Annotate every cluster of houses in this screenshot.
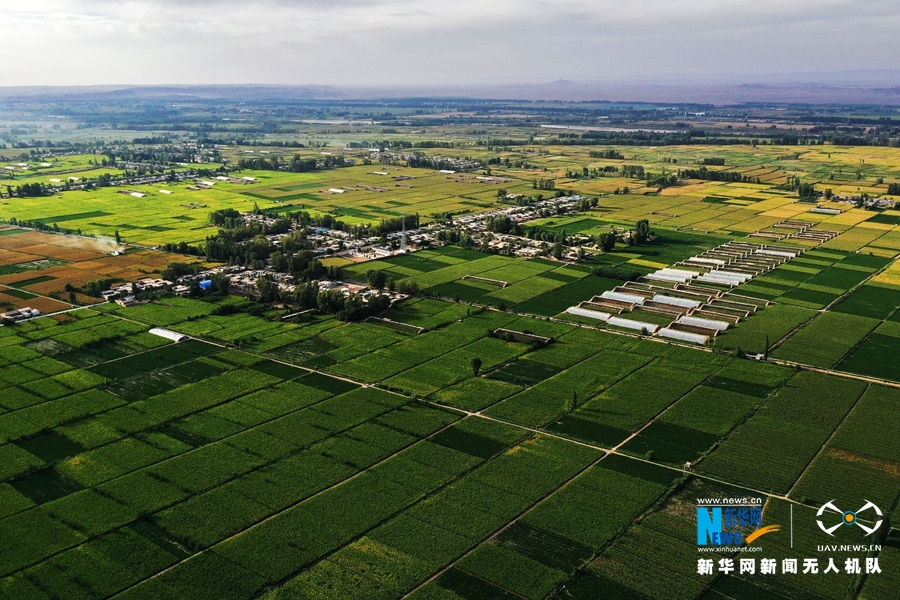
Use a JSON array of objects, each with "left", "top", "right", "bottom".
[
  {"left": 242, "top": 192, "right": 591, "bottom": 264},
  {"left": 4, "top": 163, "right": 33, "bottom": 172},
  {"left": 204, "top": 176, "right": 258, "bottom": 185},
  {"left": 440, "top": 194, "right": 590, "bottom": 259},
  {"left": 367, "top": 151, "right": 482, "bottom": 171},
  {"left": 243, "top": 212, "right": 424, "bottom": 260},
  {"left": 170, "top": 265, "right": 406, "bottom": 305},
  {"left": 0, "top": 307, "right": 41, "bottom": 322},
  {"left": 100, "top": 278, "right": 171, "bottom": 306},
  {"left": 82, "top": 187, "right": 602, "bottom": 313}
]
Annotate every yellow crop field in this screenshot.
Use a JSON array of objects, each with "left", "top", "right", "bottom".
[
  {"left": 822, "top": 228, "right": 888, "bottom": 252},
  {"left": 868, "top": 230, "right": 900, "bottom": 251}
]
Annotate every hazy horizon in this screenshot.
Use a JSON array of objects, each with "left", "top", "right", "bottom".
[
  {"left": 4, "top": 75, "right": 900, "bottom": 106},
  {"left": 6, "top": 1, "right": 900, "bottom": 88}
]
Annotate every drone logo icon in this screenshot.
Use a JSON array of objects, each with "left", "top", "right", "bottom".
[{"left": 816, "top": 500, "right": 882, "bottom": 536}]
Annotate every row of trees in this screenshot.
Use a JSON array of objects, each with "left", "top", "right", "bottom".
[
  {"left": 564, "top": 166, "right": 619, "bottom": 179},
  {"left": 405, "top": 154, "right": 465, "bottom": 171},
  {"left": 525, "top": 227, "right": 570, "bottom": 245},
  {"left": 254, "top": 277, "right": 393, "bottom": 323},
  {"left": 620, "top": 165, "right": 645, "bottom": 178},
  {"left": 348, "top": 140, "right": 455, "bottom": 150},
  {"left": 236, "top": 153, "right": 350, "bottom": 172},
  {"left": 485, "top": 215, "right": 523, "bottom": 235},
  {"left": 4, "top": 183, "right": 51, "bottom": 198},
  {"left": 1, "top": 217, "right": 82, "bottom": 235},
  {"left": 677, "top": 166, "right": 760, "bottom": 184},
  {"left": 159, "top": 208, "right": 427, "bottom": 270},
  {"left": 798, "top": 183, "right": 817, "bottom": 199},
  {"left": 588, "top": 149, "right": 624, "bottom": 159},
  {"left": 364, "top": 269, "right": 420, "bottom": 294}
]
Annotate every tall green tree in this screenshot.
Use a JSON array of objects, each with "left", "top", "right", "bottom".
[
  {"left": 598, "top": 232, "right": 616, "bottom": 252},
  {"left": 634, "top": 219, "right": 650, "bottom": 244}
]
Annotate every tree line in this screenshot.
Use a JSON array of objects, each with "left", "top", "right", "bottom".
[
  {"left": 405, "top": 154, "right": 465, "bottom": 171},
  {"left": 588, "top": 149, "right": 624, "bottom": 159},
  {"left": 4, "top": 183, "right": 50, "bottom": 198},
  {"left": 677, "top": 167, "right": 761, "bottom": 184},
  {"left": 236, "top": 154, "right": 350, "bottom": 172}
]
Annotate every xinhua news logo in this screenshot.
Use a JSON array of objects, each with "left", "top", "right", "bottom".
[
  {"left": 696, "top": 498, "right": 885, "bottom": 577},
  {"left": 816, "top": 500, "right": 883, "bottom": 537},
  {"left": 697, "top": 499, "right": 780, "bottom": 548}
]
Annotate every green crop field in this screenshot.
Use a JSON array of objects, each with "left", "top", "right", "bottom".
[
  {"left": 4, "top": 107, "right": 900, "bottom": 600},
  {"left": 1, "top": 294, "right": 896, "bottom": 600},
  {"left": 6, "top": 139, "right": 900, "bottom": 254}
]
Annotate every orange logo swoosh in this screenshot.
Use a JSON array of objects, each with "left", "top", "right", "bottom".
[{"left": 745, "top": 524, "right": 781, "bottom": 544}]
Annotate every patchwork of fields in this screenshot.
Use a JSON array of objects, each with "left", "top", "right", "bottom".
[
  {"left": 5, "top": 144, "right": 900, "bottom": 252},
  {"left": 0, "top": 294, "right": 897, "bottom": 600},
  {"left": 1, "top": 165, "right": 533, "bottom": 246},
  {"left": 0, "top": 228, "right": 181, "bottom": 309},
  {"left": 343, "top": 239, "right": 900, "bottom": 390},
  {"left": 2, "top": 141, "right": 900, "bottom": 599}
]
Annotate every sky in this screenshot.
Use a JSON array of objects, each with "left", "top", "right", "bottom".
[{"left": 4, "top": 0, "right": 900, "bottom": 87}]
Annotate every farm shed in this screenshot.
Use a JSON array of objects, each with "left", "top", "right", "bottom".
[
  {"left": 607, "top": 317, "right": 659, "bottom": 334},
  {"left": 601, "top": 291, "right": 646, "bottom": 305},
  {"left": 677, "top": 316, "right": 730, "bottom": 332},
  {"left": 1, "top": 307, "right": 41, "bottom": 322},
  {"left": 566, "top": 306, "right": 611, "bottom": 321},
  {"left": 658, "top": 328, "right": 708, "bottom": 345},
  {"left": 651, "top": 294, "right": 701, "bottom": 309},
  {"left": 149, "top": 328, "right": 189, "bottom": 343}
]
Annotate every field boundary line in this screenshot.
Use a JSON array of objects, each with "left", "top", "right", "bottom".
[
  {"left": 435, "top": 402, "right": 802, "bottom": 506},
  {"left": 1, "top": 315, "right": 466, "bottom": 580},
  {"left": 0, "top": 281, "right": 75, "bottom": 308},
  {"left": 609, "top": 366, "right": 722, "bottom": 454},
  {"left": 495, "top": 351, "right": 652, "bottom": 420},
  {"left": 402, "top": 450, "right": 614, "bottom": 600},
  {"left": 766, "top": 358, "right": 900, "bottom": 390},
  {"left": 785, "top": 382, "right": 871, "bottom": 498},
  {"left": 768, "top": 256, "right": 894, "bottom": 353},
  {"left": 108, "top": 412, "right": 474, "bottom": 599},
  {"left": 0, "top": 365, "right": 424, "bottom": 579},
  {"left": 106, "top": 307, "right": 900, "bottom": 509},
  {"left": 145, "top": 322, "right": 825, "bottom": 512},
  {"left": 0, "top": 312, "right": 194, "bottom": 423},
  {"left": 688, "top": 370, "right": 797, "bottom": 476},
  {"left": 475, "top": 343, "right": 658, "bottom": 428}
]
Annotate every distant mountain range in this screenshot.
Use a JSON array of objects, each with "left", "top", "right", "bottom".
[{"left": 2, "top": 71, "right": 900, "bottom": 105}]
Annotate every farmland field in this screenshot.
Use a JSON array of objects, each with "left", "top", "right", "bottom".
[
  {"left": 1, "top": 287, "right": 897, "bottom": 600},
  {"left": 0, "top": 228, "right": 191, "bottom": 306},
  {"left": 4, "top": 110, "right": 900, "bottom": 600}
]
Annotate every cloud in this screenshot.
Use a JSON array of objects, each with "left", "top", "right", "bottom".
[{"left": 3, "top": 0, "right": 899, "bottom": 86}]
